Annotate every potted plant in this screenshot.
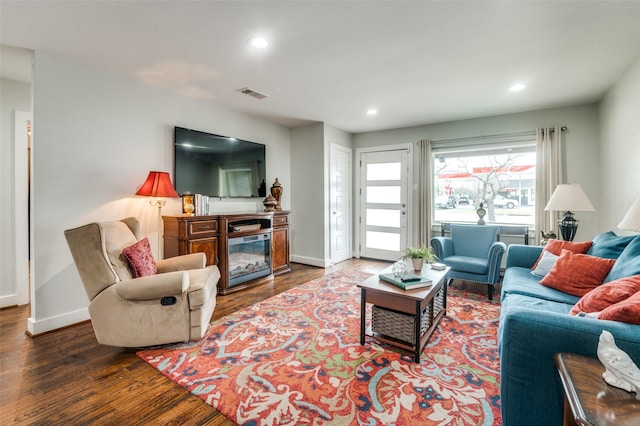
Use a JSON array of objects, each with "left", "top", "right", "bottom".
[{"left": 402, "top": 245, "right": 438, "bottom": 271}]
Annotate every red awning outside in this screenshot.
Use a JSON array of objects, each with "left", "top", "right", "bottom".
[{"left": 437, "top": 165, "right": 534, "bottom": 179}]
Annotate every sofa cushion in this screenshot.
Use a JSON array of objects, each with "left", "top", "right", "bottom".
[
  {"left": 502, "top": 267, "right": 581, "bottom": 305},
  {"left": 605, "top": 235, "right": 640, "bottom": 282},
  {"left": 122, "top": 237, "right": 157, "bottom": 278},
  {"left": 532, "top": 239, "right": 592, "bottom": 270},
  {"left": 569, "top": 275, "right": 640, "bottom": 315},
  {"left": 587, "top": 231, "right": 636, "bottom": 259},
  {"left": 501, "top": 292, "right": 573, "bottom": 316},
  {"left": 598, "top": 291, "right": 640, "bottom": 324},
  {"left": 531, "top": 250, "right": 559, "bottom": 277},
  {"left": 539, "top": 250, "right": 616, "bottom": 297}
]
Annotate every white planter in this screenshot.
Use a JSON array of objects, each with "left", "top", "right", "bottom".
[{"left": 411, "top": 258, "right": 424, "bottom": 271}]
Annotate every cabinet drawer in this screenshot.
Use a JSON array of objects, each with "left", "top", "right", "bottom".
[
  {"left": 188, "top": 237, "right": 218, "bottom": 266},
  {"left": 273, "top": 214, "right": 289, "bottom": 226},
  {"left": 189, "top": 220, "right": 218, "bottom": 236}
]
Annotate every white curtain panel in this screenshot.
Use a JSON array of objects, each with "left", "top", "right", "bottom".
[
  {"left": 535, "top": 126, "right": 564, "bottom": 244},
  {"left": 417, "top": 139, "right": 432, "bottom": 246}
]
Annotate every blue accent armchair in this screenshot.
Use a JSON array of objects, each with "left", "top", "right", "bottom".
[{"left": 430, "top": 224, "right": 506, "bottom": 300}]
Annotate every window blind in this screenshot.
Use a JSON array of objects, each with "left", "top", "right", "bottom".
[{"left": 430, "top": 131, "right": 537, "bottom": 156}]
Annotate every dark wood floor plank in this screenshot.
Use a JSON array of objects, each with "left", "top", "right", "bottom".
[{"left": 0, "top": 259, "right": 390, "bottom": 425}]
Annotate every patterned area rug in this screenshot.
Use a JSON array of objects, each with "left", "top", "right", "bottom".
[{"left": 138, "top": 271, "right": 501, "bottom": 425}]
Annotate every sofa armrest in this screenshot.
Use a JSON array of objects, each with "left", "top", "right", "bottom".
[
  {"left": 156, "top": 253, "right": 206, "bottom": 273},
  {"left": 499, "top": 306, "right": 640, "bottom": 426},
  {"left": 505, "top": 244, "right": 543, "bottom": 269},
  {"left": 114, "top": 271, "right": 189, "bottom": 300},
  {"left": 430, "top": 237, "right": 453, "bottom": 261}
]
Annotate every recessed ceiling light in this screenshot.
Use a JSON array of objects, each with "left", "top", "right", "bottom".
[
  {"left": 367, "top": 109, "right": 378, "bottom": 115},
  {"left": 249, "top": 37, "right": 269, "bottom": 49},
  {"left": 509, "top": 83, "right": 526, "bottom": 92}
]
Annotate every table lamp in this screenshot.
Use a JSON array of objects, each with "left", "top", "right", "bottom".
[
  {"left": 135, "top": 171, "right": 179, "bottom": 257},
  {"left": 544, "top": 184, "right": 595, "bottom": 241},
  {"left": 618, "top": 196, "right": 640, "bottom": 232}
]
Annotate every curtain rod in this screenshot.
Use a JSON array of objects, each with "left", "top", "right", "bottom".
[
  {"left": 424, "top": 127, "right": 568, "bottom": 145},
  {"left": 430, "top": 130, "right": 537, "bottom": 145}
]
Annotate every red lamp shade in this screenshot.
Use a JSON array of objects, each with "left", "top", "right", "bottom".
[{"left": 135, "top": 171, "right": 179, "bottom": 198}]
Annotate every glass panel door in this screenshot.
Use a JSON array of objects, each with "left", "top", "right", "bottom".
[{"left": 359, "top": 150, "right": 409, "bottom": 261}]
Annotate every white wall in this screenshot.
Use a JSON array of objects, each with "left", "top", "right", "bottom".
[
  {"left": 0, "top": 77, "right": 31, "bottom": 306},
  {"left": 289, "top": 123, "right": 354, "bottom": 265},
  {"left": 290, "top": 123, "right": 326, "bottom": 265},
  {"left": 599, "top": 56, "right": 640, "bottom": 234},
  {"left": 353, "top": 104, "right": 602, "bottom": 241},
  {"left": 29, "top": 51, "right": 290, "bottom": 334},
  {"left": 325, "top": 124, "right": 352, "bottom": 149}
]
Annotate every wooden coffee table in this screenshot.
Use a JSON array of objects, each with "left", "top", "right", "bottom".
[{"left": 358, "top": 264, "right": 450, "bottom": 362}]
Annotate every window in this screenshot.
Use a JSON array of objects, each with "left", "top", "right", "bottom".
[{"left": 431, "top": 133, "right": 536, "bottom": 226}]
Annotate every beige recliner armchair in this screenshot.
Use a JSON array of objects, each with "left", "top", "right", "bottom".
[{"left": 64, "top": 217, "right": 220, "bottom": 347}]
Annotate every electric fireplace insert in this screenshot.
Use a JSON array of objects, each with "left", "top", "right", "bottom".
[{"left": 227, "top": 232, "right": 272, "bottom": 287}]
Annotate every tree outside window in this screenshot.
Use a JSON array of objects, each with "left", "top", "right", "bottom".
[{"left": 433, "top": 151, "right": 536, "bottom": 225}]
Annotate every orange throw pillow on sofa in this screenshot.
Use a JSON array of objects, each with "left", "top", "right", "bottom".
[
  {"left": 598, "top": 291, "right": 640, "bottom": 325},
  {"left": 539, "top": 249, "right": 616, "bottom": 297},
  {"left": 569, "top": 275, "right": 640, "bottom": 315},
  {"left": 532, "top": 239, "right": 593, "bottom": 270}
]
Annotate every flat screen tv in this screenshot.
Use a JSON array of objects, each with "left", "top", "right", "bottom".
[{"left": 174, "top": 127, "right": 267, "bottom": 198}]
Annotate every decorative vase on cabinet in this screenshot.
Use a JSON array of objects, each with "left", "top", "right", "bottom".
[{"left": 270, "top": 178, "right": 283, "bottom": 211}]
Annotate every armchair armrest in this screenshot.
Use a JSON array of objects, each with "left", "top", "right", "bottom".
[
  {"left": 156, "top": 253, "right": 206, "bottom": 273},
  {"left": 505, "top": 244, "right": 543, "bottom": 269},
  {"left": 430, "top": 237, "right": 453, "bottom": 261},
  {"left": 487, "top": 241, "right": 507, "bottom": 283},
  {"left": 114, "top": 271, "right": 189, "bottom": 300}
]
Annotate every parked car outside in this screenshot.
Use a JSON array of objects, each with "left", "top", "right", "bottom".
[
  {"left": 435, "top": 195, "right": 456, "bottom": 209},
  {"left": 458, "top": 195, "right": 470, "bottom": 205},
  {"left": 493, "top": 195, "right": 520, "bottom": 209}
]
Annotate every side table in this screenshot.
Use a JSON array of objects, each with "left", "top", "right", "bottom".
[{"left": 555, "top": 352, "right": 640, "bottom": 426}]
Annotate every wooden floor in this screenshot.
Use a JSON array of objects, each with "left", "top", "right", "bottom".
[{"left": 0, "top": 258, "right": 390, "bottom": 425}]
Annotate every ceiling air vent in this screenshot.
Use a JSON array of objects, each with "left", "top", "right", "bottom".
[{"left": 237, "top": 87, "right": 269, "bottom": 99}]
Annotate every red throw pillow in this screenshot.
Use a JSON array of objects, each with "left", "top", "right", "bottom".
[
  {"left": 532, "top": 239, "right": 593, "bottom": 270},
  {"left": 569, "top": 275, "right": 640, "bottom": 315},
  {"left": 122, "top": 237, "right": 157, "bottom": 278},
  {"left": 598, "top": 291, "right": 640, "bottom": 325},
  {"left": 539, "top": 249, "right": 616, "bottom": 297}
]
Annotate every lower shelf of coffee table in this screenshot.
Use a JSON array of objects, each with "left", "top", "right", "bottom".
[
  {"left": 366, "top": 307, "right": 445, "bottom": 355},
  {"left": 364, "top": 285, "right": 445, "bottom": 359}
]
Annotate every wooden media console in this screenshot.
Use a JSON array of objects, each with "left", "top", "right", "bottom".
[{"left": 163, "top": 211, "right": 290, "bottom": 295}]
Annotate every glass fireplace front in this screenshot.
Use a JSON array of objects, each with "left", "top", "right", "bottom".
[{"left": 228, "top": 232, "right": 272, "bottom": 287}]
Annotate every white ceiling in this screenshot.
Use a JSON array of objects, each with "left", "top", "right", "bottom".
[{"left": 2, "top": 1, "right": 640, "bottom": 133}]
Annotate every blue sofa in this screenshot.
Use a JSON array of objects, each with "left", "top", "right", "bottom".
[{"left": 498, "top": 233, "right": 640, "bottom": 426}]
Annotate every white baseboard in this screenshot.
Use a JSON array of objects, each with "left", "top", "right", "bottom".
[
  {"left": 291, "top": 255, "right": 332, "bottom": 268},
  {"left": 0, "top": 293, "right": 18, "bottom": 308},
  {"left": 27, "top": 307, "right": 90, "bottom": 336}
]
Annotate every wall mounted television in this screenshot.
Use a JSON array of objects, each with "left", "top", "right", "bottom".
[{"left": 174, "top": 127, "right": 267, "bottom": 198}]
